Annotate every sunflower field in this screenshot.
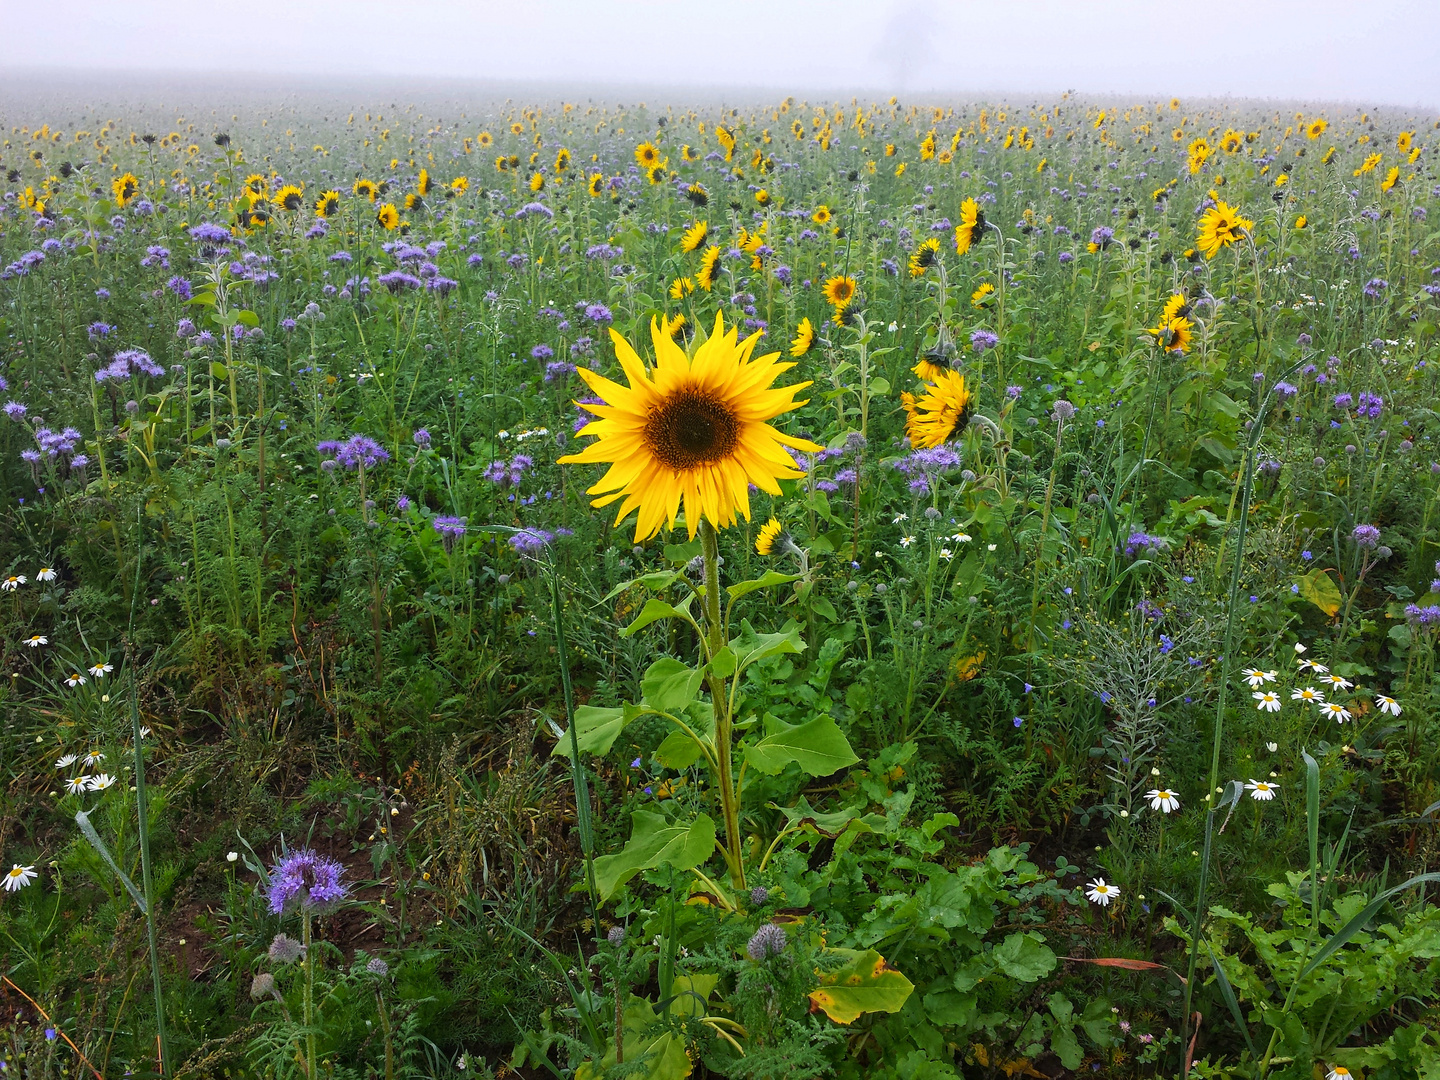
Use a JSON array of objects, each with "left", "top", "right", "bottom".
[{"left": 2, "top": 92, "right": 1440, "bottom": 1080}]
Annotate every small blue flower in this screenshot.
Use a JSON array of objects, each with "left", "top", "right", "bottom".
[
  {"left": 1291, "top": 584, "right": 1300, "bottom": 593},
  {"left": 630, "top": 758, "right": 642, "bottom": 768},
  {"left": 1301, "top": 550, "right": 1313, "bottom": 560},
  {"left": 1013, "top": 717, "right": 1024, "bottom": 728},
  {"left": 1024, "top": 682, "right": 1034, "bottom": 693},
  {"left": 1183, "top": 575, "right": 1195, "bottom": 583}
]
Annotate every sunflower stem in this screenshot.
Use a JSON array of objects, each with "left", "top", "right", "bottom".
[{"left": 700, "top": 520, "right": 745, "bottom": 888}]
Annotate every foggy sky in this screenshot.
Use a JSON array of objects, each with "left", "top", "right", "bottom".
[{"left": 4, "top": 0, "right": 1438, "bottom": 111}]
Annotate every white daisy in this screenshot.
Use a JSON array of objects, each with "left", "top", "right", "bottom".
[
  {"left": 1246, "top": 779, "right": 1278, "bottom": 801},
  {"left": 1375, "top": 695, "right": 1402, "bottom": 717},
  {"left": 1085, "top": 878, "right": 1120, "bottom": 906},
  {"left": 36, "top": 567, "right": 56, "bottom": 582},
  {"left": 1297, "top": 657, "right": 1329, "bottom": 673},
  {"left": 1326, "top": 1066, "right": 1353, "bottom": 1080},
  {"left": 1266, "top": 741, "right": 1279, "bottom": 752},
  {"left": 24, "top": 634, "right": 48, "bottom": 648},
  {"left": 82, "top": 749, "right": 105, "bottom": 768},
  {"left": 86, "top": 773, "right": 116, "bottom": 791},
  {"left": 1321, "top": 673, "right": 1353, "bottom": 690},
  {"left": 1, "top": 575, "right": 26, "bottom": 591},
  {"left": 1242, "top": 668, "right": 1277, "bottom": 688},
  {"left": 1293, "top": 642, "right": 1307, "bottom": 654},
  {"left": 939, "top": 548, "right": 954, "bottom": 560},
  {"left": 64, "top": 776, "right": 89, "bottom": 795},
  {"left": 952, "top": 532, "right": 972, "bottom": 543},
  {"left": 54, "top": 753, "right": 77, "bottom": 770},
  {"left": 892, "top": 513, "right": 908, "bottom": 524},
  {"left": 899, "top": 535, "right": 916, "bottom": 548},
  {"left": 64, "top": 672, "right": 87, "bottom": 687},
  {"left": 1321, "top": 702, "right": 1352, "bottom": 723},
  {"left": 3, "top": 864, "right": 37, "bottom": 892},
  {"left": 88, "top": 661, "right": 113, "bottom": 678},
  {"left": 1253, "top": 691, "right": 1282, "bottom": 713},
  {"left": 1290, "top": 686, "right": 1325, "bottom": 704},
  {"left": 1146, "top": 789, "right": 1180, "bottom": 813}
]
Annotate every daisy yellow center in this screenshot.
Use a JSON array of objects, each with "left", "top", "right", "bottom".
[
  {"left": 7, "top": 868, "right": 22, "bottom": 879},
  {"left": 644, "top": 392, "right": 740, "bottom": 471}
]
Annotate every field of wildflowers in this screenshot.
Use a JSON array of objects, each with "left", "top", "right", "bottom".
[{"left": 2, "top": 89, "right": 1440, "bottom": 1080}]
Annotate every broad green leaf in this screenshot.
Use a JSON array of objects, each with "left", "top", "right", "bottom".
[
  {"left": 729, "top": 618, "right": 805, "bottom": 675},
  {"left": 1047, "top": 993, "right": 1084, "bottom": 1070},
  {"left": 576, "top": 996, "right": 693, "bottom": 1080},
  {"left": 210, "top": 362, "right": 229, "bottom": 379},
  {"left": 1298, "top": 569, "right": 1341, "bottom": 617},
  {"left": 727, "top": 570, "right": 802, "bottom": 601},
  {"left": 774, "top": 797, "right": 883, "bottom": 837},
  {"left": 1299, "top": 871, "right": 1440, "bottom": 979},
  {"left": 668, "top": 973, "right": 719, "bottom": 1018},
  {"left": 992, "top": 931, "right": 1058, "bottom": 982},
  {"left": 621, "top": 595, "right": 695, "bottom": 637},
  {"left": 744, "top": 715, "right": 859, "bottom": 777},
  {"left": 708, "top": 646, "right": 737, "bottom": 679},
  {"left": 807, "top": 949, "right": 914, "bottom": 1024},
  {"left": 653, "top": 729, "right": 702, "bottom": 770},
  {"left": 548, "top": 704, "right": 634, "bottom": 759},
  {"left": 641, "top": 657, "right": 704, "bottom": 713},
  {"left": 592, "top": 811, "right": 715, "bottom": 900},
  {"left": 602, "top": 570, "right": 681, "bottom": 602},
  {"left": 235, "top": 309, "right": 260, "bottom": 328}
]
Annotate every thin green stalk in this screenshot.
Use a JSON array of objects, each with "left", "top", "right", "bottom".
[{"left": 700, "top": 520, "right": 744, "bottom": 887}]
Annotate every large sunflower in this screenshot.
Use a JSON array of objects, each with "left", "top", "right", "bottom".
[
  {"left": 822, "top": 275, "right": 856, "bottom": 309},
  {"left": 112, "top": 172, "right": 139, "bottom": 207},
  {"left": 587, "top": 172, "right": 605, "bottom": 197},
  {"left": 376, "top": 203, "right": 400, "bottom": 230},
  {"left": 680, "top": 221, "right": 708, "bottom": 253},
  {"left": 1305, "top": 117, "right": 1327, "bottom": 140},
  {"left": 1147, "top": 315, "right": 1193, "bottom": 354},
  {"left": 559, "top": 313, "right": 822, "bottom": 541},
  {"left": 901, "top": 370, "right": 973, "bottom": 449},
  {"left": 273, "top": 184, "right": 305, "bottom": 212},
  {"left": 1196, "top": 199, "right": 1253, "bottom": 259},
  {"left": 635, "top": 141, "right": 662, "bottom": 168},
  {"left": 315, "top": 190, "right": 341, "bottom": 217},
  {"left": 695, "top": 246, "right": 721, "bottom": 290},
  {"left": 954, "top": 197, "right": 986, "bottom": 254}
]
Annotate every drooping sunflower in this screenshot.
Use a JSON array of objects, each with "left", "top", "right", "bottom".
[
  {"left": 755, "top": 517, "right": 785, "bottom": 556},
  {"left": 1380, "top": 166, "right": 1400, "bottom": 193},
  {"left": 662, "top": 312, "right": 689, "bottom": 342},
  {"left": 682, "top": 145, "right": 700, "bottom": 162},
  {"left": 376, "top": 203, "right": 400, "bottom": 230},
  {"left": 404, "top": 192, "right": 425, "bottom": 212},
  {"left": 695, "top": 246, "right": 721, "bottom": 291},
  {"left": 558, "top": 313, "right": 823, "bottom": 541},
  {"left": 684, "top": 181, "right": 708, "bottom": 206},
  {"left": 111, "top": 172, "right": 139, "bottom": 207},
  {"left": 1295, "top": 214, "right": 1308, "bottom": 230},
  {"left": 822, "top": 275, "right": 856, "bottom": 310},
  {"left": 635, "top": 142, "right": 662, "bottom": 168},
  {"left": 647, "top": 164, "right": 667, "bottom": 185},
  {"left": 353, "top": 178, "right": 378, "bottom": 202},
  {"left": 908, "top": 237, "right": 942, "bottom": 277},
  {"left": 587, "top": 172, "right": 605, "bottom": 197},
  {"left": 790, "top": 317, "right": 815, "bottom": 358},
  {"left": 812, "top": 205, "right": 832, "bottom": 225},
  {"left": 1306, "top": 117, "right": 1328, "bottom": 140},
  {"left": 901, "top": 370, "right": 973, "bottom": 449},
  {"left": 273, "top": 184, "right": 305, "bottom": 212},
  {"left": 529, "top": 172, "right": 545, "bottom": 192},
  {"left": 970, "top": 281, "right": 996, "bottom": 308},
  {"left": 681, "top": 221, "right": 708, "bottom": 253},
  {"left": 315, "top": 190, "right": 341, "bottom": 217},
  {"left": 1147, "top": 315, "right": 1194, "bottom": 354},
  {"left": 1321, "top": 146, "right": 1336, "bottom": 165},
  {"left": 416, "top": 168, "right": 432, "bottom": 196},
  {"left": 244, "top": 173, "right": 268, "bottom": 199},
  {"left": 669, "top": 276, "right": 695, "bottom": 300},
  {"left": 1196, "top": 199, "right": 1253, "bottom": 259},
  {"left": 954, "top": 197, "right": 986, "bottom": 255}
]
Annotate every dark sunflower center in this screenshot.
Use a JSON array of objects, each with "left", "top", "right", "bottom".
[{"left": 644, "top": 393, "right": 740, "bottom": 471}]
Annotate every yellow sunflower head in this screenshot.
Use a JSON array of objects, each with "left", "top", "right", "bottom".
[
  {"left": 955, "top": 197, "right": 986, "bottom": 254},
  {"left": 791, "top": 317, "right": 815, "bottom": 358},
  {"left": 1149, "top": 316, "right": 1193, "bottom": 354},
  {"left": 451, "top": 176, "right": 469, "bottom": 194},
  {"left": 1306, "top": 118, "right": 1328, "bottom": 139},
  {"left": 111, "top": 172, "right": 139, "bottom": 207},
  {"left": 822, "top": 274, "right": 856, "bottom": 309},
  {"left": 404, "top": 192, "right": 424, "bottom": 211},
  {"left": 755, "top": 517, "right": 787, "bottom": 557},
  {"left": 477, "top": 131, "right": 493, "bottom": 147},
  {"left": 588, "top": 172, "right": 605, "bottom": 197},
  {"left": 1381, "top": 166, "right": 1400, "bottom": 192},
  {"left": 908, "top": 237, "right": 942, "bottom": 277},
  {"left": 1295, "top": 214, "right": 1308, "bottom": 230},
  {"left": 669, "top": 276, "right": 695, "bottom": 300},
  {"left": 244, "top": 173, "right": 268, "bottom": 198},
  {"left": 417, "top": 168, "right": 432, "bottom": 195},
  {"left": 354, "top": 178, "right": 378, "bottom": 202},
  {"left": 971, "top": 282, "right": 996, "bottom": 308},
  {"left": 315, "top": 190, "right": 341, "bottom": 217},
  {"left": 812, "top": 204, "right": 832, "bottom": 225},
  {"left": 1196, "top": 199, "right": 1253, "bottom": 259},
  {"left": 376, "top": 203, "right": 399, "bottom": 230},
  {"left": 529, "top": 172, "right": 545, "bottom": 192},
  {"left": 557, "top": 312, "right": 823, "bottom": 541},
  {"left": 755, "top": 188, "right": 770, "bottom": 205},
  {"left": 635, "top": 141, "right": 661, "bottom": 168},
  {"left": 273, "top": 184, "right": 304, "bottom": 212},
  {"left": 696, "top": 246, "right": 721, "bottom": 291},
  {"left": 685, "top": 182, "right": 709, "bottom": 207},
  {"left": 680, "top": 221, "right": 708, "bottom": 253},
  {"left": 902, "top": 370, "right": 973, "bottom": 450}
]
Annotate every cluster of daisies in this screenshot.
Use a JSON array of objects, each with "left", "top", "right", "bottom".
[
  {"left": 1245, "top": 643, "right": 1400, "bottom": 725},
  {"left": 55, "top": 747, "right": 117, "bottom": 795},
  {"left": 1, "top": 566, "right": 56, "bottom": 591}
]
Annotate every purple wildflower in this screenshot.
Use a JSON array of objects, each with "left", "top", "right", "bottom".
[{"left": 266, "top": 849, "right": 347, "bottom": 914}]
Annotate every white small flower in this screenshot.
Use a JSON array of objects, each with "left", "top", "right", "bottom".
[
  {"left": 1375, "top": 695, "right": 1402, "bottom": 716},
  {"left": 899, "top": 535, "right": 916, "bottom": 548},
  {"left": 1291, "top": 686, "right": 1324, "bottom": 704},
  {"left": 1246, "top": 779, "right": 1278, "bottom": 801},
  {"left": 1242, "top": 668, "right": 1277, "bottom": 688},
  {"left": 1321, "top": 701, "right": 1352, "bottom": 723},
  {"left": 987, "top": 543, "right": 997, "bottom": 551},
  {"left": 83, "top": 749, "right": 105, "bottom": 768},
  {"left": 1085, "top": 878, "right": 1120, "bottom": 906},
  {"left": 1326, "top": 1066, "right": 1354, "bottom": 1080},
  {"left": 1266, "top": 741, "right": 1279, "bottom": 753},
  {"left": 55, "top": 753, "right": 77, "bottom": 770},
  {"left": 1297, "top": 657, "right": 1329, "bottom": 673},
  {"left": 64, "top": 672, "right": 87, "bottom": 687},
  {"left": 227, "top": 851, "right": 239, "bottom": 863},
  {"left": 892, "top": 513, "right": 908, "bottom": 524},
  {"left": 64, "top": 776, "right": 89, "bottom": 795},
  {"left": 939, "top": 548, "right": 954, "bottom": 560},
  {"left": 88, "top": 661, "right": 113, "bottom": 678},
  {"left": 1253, "top": 691, "right": 1282, "bottom": 713},
  {"left": 3, "top": 864, "right": 37, "bottom": 892},
  {"left": 952, "top": 532, "right": 972, "bottom": 542},
  {"left": 36, "top": 567, "right": 56, "bottom": 582},
  {"left": 1146, "top": 789, "right": 1180, "bottom": 813},
  {"left": 1, "top": 575, "right": 26, "bottom": 591},
  {"left": 86, "top": 773, "right": 116, "bottom": 791},
  {"left": 1321, "top": 673, "right": 1353, "bottom": 690},
  {"left": 24, "top": 634, "right": 48, "bottom": 648},
  {"left": 1293, "top": 642, "right": 1307, "bottom": 654}
]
